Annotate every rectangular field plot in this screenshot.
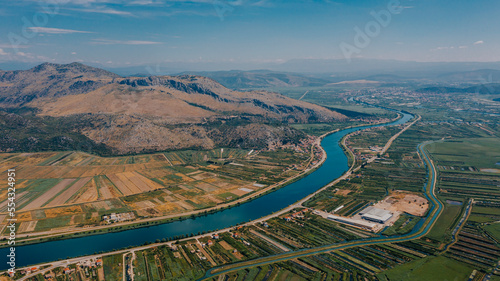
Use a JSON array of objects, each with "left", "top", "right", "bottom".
[
  {"left": 432, "top": 138, "right": 500, "bottom": 169},
  {"left": 44, "top": 206, "right": 83, "bottom": 219},
  {"left": 34, "top": 215, "right": 72, "bottom": 232},
  {"left": 37, "top": 152, "right": 72, "bottom": 166},
  {"left": 66, "top": 178, "right": 99, "bottom": 204},
  {"left": 194, "top": 182, "right": 217, "bottom": 193},
  {"left": 106, "top": 174, "right": 135, "bottom": 196},
  {"left": 230, "top": 188, "right": 254, "bottom": 196},
  {"left": 18, "top": 221, "right": 37, "bottom": 233},
  {"left": 20, "top": 179, "right": 75, "bottom": 211},
  {"left": 95, "top": 175, "right": 122, "bottom": 199},
  {"left": 45, "top": 177, "right": 91, "bottom": 208}
]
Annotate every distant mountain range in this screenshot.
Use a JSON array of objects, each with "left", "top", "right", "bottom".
[
  {"left": 3, "top": 58, "right": 500, "bottom": 76},
  {"left": 2, "top": 59, "right": 500, "bottom": 90},
  {"left": 178, "top": 70, "right": 331, "bottom": 90},
  {"left": 178, "top": 69, "right": 500, "bottom": 90},
  {"left": 0, "top": 63, "right": 345, "bottom": 155}
]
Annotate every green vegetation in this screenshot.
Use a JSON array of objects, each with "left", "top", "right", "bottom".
[
  {"left": 103, "top": 254, "right": 123, "bottom": 281},
  {"left": 430, "top": 138, "right": 500, "bottom": 169},
  {"left": 425, "top": 203, "right": 462, "bottom": 241},
  {"left": 484, "top": 223, "right": 500, "bottom": 241},
  {"left": 379, "top": 256, "right": 473, "bottom": 281},
  {"left": 0, "top": 108, "right": 114, "bottom": 155},
  {"left": 383, "top": 214, "right": 421, "bottom": 236},
  {"left": 34, "top": 215, "right": 72, "bottom": 232}
]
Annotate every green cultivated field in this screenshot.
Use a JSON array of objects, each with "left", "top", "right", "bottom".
[
  {"left": 379, "top": 256, "right": 473, "bottom": 281},
  {"left": 484, "top": 223, "right": 500, "bottom": 241},
  {"left": 425, "top": 203, "right": 462, "bottom": 241},
  {"left": 103, "top": 254, "right": 123, "bottom": 281},
  {"left": 34, "top": 215, "right": 72, "bottom": 232},
  {"left": 430, "top": 138, "right": 500, "bottom": 169}
]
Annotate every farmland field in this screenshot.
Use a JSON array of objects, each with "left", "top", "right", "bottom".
[
  {"left": 0, "top": 147, "right": 314, "bottom": 237},
  {"left": 429, "top": 138, "right": 500, "bottom": 170},
  {"left": 380, "top": 256, "right": 473, "bottom": 281}
]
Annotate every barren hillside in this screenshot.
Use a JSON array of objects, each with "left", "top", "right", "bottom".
[{"left": 0, "top": 63, "right": 347, "bottom": 154}]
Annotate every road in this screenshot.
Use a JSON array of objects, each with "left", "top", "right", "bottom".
[
  {"left": 249, "top": 230, "right": 291, "bottom": 252},
  {"left": 369, "top": 115, "right": 421, "bottom": 162},
  {"left": 198, "top": 140, "right": 443, "bottom": 280},
  {"left": 298, "top": 90, "right": 309, "bottom": 100}
]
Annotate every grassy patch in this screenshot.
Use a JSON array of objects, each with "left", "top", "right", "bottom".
[
  {"left": 34, "top": 215, "right": 72, "bottom": 232},
  {"left": 382, "top": 214, "right": 421, "bottom": 236},
  {"left": 430, "top": 138, "right": 500, "bottom": 169},
  {"left": 103, "top": 254, "right": 123, "bottom": 281},
  {"left": 425, "top": 202, "right": 462, "bottom": 241},
  {"left": 379, "top": 255, "right": 473, "bottom": 281},
  {"left": 484, "top": 223, "right": 500, "bottom": 241}
]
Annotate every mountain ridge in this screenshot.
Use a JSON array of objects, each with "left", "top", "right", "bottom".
[{"left": 0, "top": 62, "right": 346, "bottom": 154}]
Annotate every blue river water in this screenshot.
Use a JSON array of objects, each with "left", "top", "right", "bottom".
[{"left": 0, "top": 113, "right": 412, "bottom": 269}]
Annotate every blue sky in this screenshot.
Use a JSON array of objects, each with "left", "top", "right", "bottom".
[{"left": 0, "top": 0, "right": 499, "bottom": 67}]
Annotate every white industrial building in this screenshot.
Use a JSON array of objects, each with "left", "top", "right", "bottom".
[
  {"left": 358, "top": 206, "right": 393, "bottom": 224},
  {"left": 327, "top": 214, "right": 377, "bottom": 231}
]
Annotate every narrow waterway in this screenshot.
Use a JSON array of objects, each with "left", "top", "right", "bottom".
[{"left": 0, "top": 113, "right": 413, "bottom": 269}]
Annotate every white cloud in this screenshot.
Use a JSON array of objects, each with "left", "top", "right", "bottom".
[
  {"left": 474, "top": 40, "right": 484, "bottom": 45},
  {"left": 71, "top": 52, "right": 77, "bottom": 55},
  {"left": 432, "top": 45, "right": 469, "bottom": 51},
  {"left": 16, "top": 52, "right": 36, "bottom": 59},
  {"left": 128, "top": 0, "right": 155, "bottom": 4},
  {"left": 43, "top": 0, "right": 114, "bottom": 5},
  {"left": 0, "top": 44, "right": 29, "bottom": 49},
  {"left": 28, "top": 27, "right": 94, "bottom": 34},
  {"left": 0, "top": 49, "right": 8, "bottom": 56},
  {"left": 66, "top": 7, "right": 132, "bottom": 16},
  {"left": 91, "top": 39, "right": 162, "bottom": 45},
  {"left": 250, "top": 0, "right": 271, "bottom": 7}
]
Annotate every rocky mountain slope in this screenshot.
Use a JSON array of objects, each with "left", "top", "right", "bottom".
[
  {"left": 0, "top": 62, "right": 119, "bottom": 105},
  {"left": 0, "top": 63, "right": 346, "bottom": 154}
]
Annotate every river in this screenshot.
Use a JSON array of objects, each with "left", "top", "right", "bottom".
[{"left": 0, "top": 112, "right": 413, "bottom": 269}]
